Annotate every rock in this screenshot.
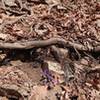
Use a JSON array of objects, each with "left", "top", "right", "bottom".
[
  {"left": 0, "top": 66, "right": 34, "bottom": 99},
  {"left": 59, "top": 48, "right": 69, "bottom": 58},
  {"left": 96, "top": 20, "right": 100, "bottom": 28},
  {"left": 0, "top": 54, "right": 6, "bottom": 61},
  {"left": 10, "top": 60, "right": 23, "bottom": 66},
  {"left": 0, "top": 33, "right": 8, "bottom": 40},
  {"left": 46, "top": 60, "right": 64, "bottom": 74},
  {"left": 80, "top": 57, "right": 89, "bottom": 65},
  {"left": 4, "top": 0, "right": 17, "bottom": 7},
  {"left": 19, "top": 89, "right": 29, "bottom": 97},
  {"left": 2, "top": 84, "right": 19, "bottom": 91},
  {"left": 85, "top": 83, "right": 92, "bottom": 87}
]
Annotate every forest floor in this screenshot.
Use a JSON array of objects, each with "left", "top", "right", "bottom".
[{"left": 0, "top": 0, "right": 100, "bottom": 100}]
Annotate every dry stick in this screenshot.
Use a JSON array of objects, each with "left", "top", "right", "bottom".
[
  {"left": 73, "top": 45, "right": 81, "bottom": 59},
  {"left": 0, "top": 38, "right": 100, "bottom": 52},
  {"left": 6, "top": 8, "right": 26, "bottom": 15},
  {"left": 87, "top": 65, "right": 100, "bottom": 73}
]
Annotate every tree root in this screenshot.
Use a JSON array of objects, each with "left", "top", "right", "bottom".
[{"left": 0, "top": 38, "right": 100, "bottom": 52}]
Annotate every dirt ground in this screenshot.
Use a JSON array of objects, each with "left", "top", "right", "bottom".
[
  {"left": 0, "top": 0, "right": 100, "bottom": 100},
  {"left": 0, "top": 59, "right": 63, "bottom": 100}
]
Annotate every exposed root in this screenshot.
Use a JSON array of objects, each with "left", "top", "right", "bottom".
[{"left": 0, "top": 38, "right": 100, "bottom": 52}]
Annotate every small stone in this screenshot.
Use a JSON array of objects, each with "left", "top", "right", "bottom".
[
  {"left": 10, "top": 60, "right": 23, "bottom": 66},
  {"left": 2, "top": 84, "right": 19, "bottom": 90},
  {"left": 85, "top": 83, "right": 92, "bottom": 87},
  {"left": 19, "top": 89, "right": 29, "bottom": 96},
  {"left": 46, "top": 60, "right": 64, "bottom": 74},
  {"left": 24, "top": 82, "right": 29, "bottom": 87},
  {"left": 0, "top": 54, "right": 6, "bottom": 61},
  {"left": 96, "top": 20, "right": 100, "bottom": 27},
  {"left": 80, "top": 57, "right": 89, "bottom": 65},
  {"left": 4, "top": 0, "right": 17, "bottom": 6}
]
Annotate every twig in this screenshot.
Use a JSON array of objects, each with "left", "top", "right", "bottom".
[
  {"left": 6, "top": 8, "right": 26, "bottom": 15},
  {"left": 73, "top": 45, "right": 81, "bottom": 59},
  {"left": 87, "top": 65, "right": 100, "bottom": 73}
]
